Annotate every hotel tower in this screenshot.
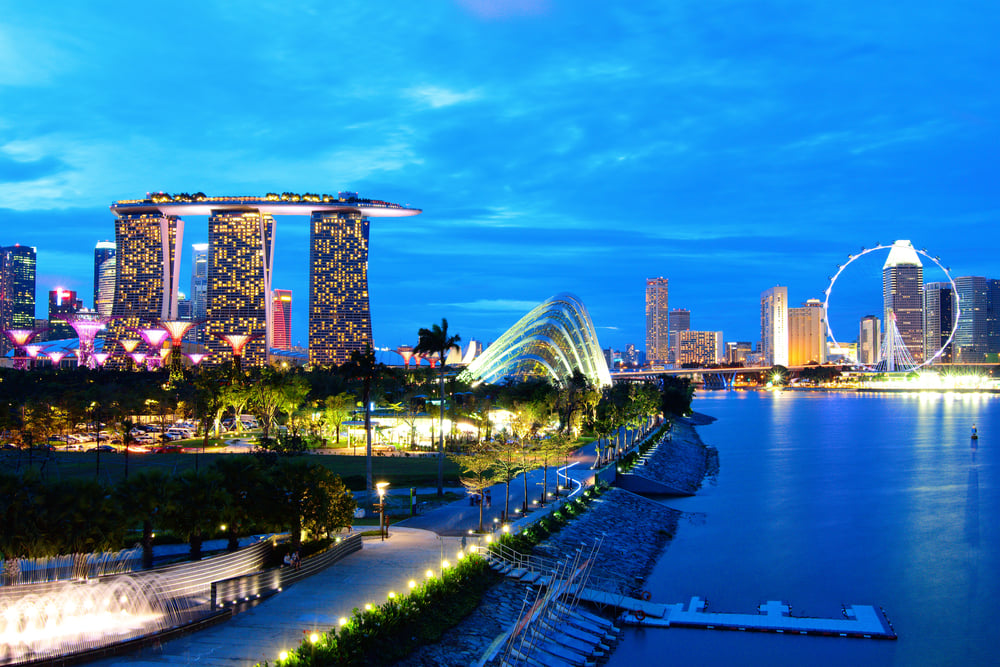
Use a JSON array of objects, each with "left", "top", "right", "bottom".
[{"left": 882, "top": 240, "right": 924, "bottom": 364}]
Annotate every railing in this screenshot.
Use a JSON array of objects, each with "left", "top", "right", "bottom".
[
  {"left": 211, "top": 533, "right": 362, "bottom": 610},
  {"left": 479, "top": 541, "right": 632, "bottom": 597}
]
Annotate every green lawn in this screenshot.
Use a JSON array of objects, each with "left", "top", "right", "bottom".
[{"left": 4, "top": 449, "right": 461, "bottom": 490}]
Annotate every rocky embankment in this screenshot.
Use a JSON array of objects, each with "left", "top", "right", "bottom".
[{"left": 634, "top": 414, "right": 718, "bottom": 495}]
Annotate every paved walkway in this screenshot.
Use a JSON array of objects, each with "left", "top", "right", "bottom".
[{"left": 90, "top": 529, "right": 468, "bottom": 667}]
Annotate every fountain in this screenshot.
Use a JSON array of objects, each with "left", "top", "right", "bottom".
[{"left": 0, "top": 573, "right": 186, "bottom": 665}]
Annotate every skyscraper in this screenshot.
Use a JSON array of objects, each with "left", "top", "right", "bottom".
[
  {"left": 107, "top": 212, "right": 184, "bottom": 345},
  {"left": 987, "top": 279, "right": 1000, "bottom": 358},
  {"left": 953, "top": 276, "right": 987, "bottom": 362},
  {"left": 309, "top": 211, "right": 372, "bottom": 366},
  {"left": 668, "top": 308, "right": 690, "bottom": 364},
  {"left": 272, "top": 289, "right": 292, "bottom": 350},
  {"left": 677, "top": 330, "right": 724, "bottom": 366},
  {"left": 93, "top": 241, "right": 115, "bottom": 315},
  {"left": 882, "top": 240, "right": 924, "bottom": 364},
  {"left": 0, "top": 244, "right": 37, "bottom": 354},
  {"left": 190, "top": 243, "right": 208, "bottom": 341},
  {"left": 923, "top": 282, "right": 954, "bottom": 363},
  {"left": 205, "top": 211, "right": 274, "bottom": 367},
  {"left": 788, "top": 299, "right": 826, "bottom": 366},
  {"left": 760, "top": 286, "right": 788, "bottom": 366},
  {"left": 48, "top": 288, "right": 83, "bottom": 340},
  {"left": 644, "top": 278, "right": 669, "bottom": 366},
  {"left": 859, "top": 315, "right": 882, "bottom": 365}
]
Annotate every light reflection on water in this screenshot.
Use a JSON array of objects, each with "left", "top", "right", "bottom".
[{"left": 606, "top": 390, "right": 998, "bottom": 667}]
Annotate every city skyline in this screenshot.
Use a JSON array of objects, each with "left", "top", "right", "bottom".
[{"left": 2, "top": 2, "right": 998, "bottom": 350}]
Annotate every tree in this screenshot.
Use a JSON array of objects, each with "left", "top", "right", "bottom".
[
  {"left": 414, "top": 318, "right": 461, "bottom": 497},
  {"left": 269, "top": 459, "right": 355, "bottom": 549},
  {"left": 491, "top": 433, "right": 522, "bottom": 522},
  {"left": 213, "top": 457, "right": 268, "bottom": 551},
  {"left": 342, "top": 347, "right": 384, "bottom": 503},
  {"left": 324, "top": 392, "right": 354, "bottom": 447},
  {"left": 163, "top": 469, "right": 226, "bottom": 561},
  {"left": 117, "top": 469, "right": 169, "bottom": 568},
  {"left": 449, "top": 442, "right": 496, "bottom": 532}
]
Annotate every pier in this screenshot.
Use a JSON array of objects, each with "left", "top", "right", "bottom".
[{"left": 618, "top": 596, "right": 897, "bottom": 640}]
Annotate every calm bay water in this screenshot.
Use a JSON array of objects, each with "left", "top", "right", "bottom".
[{"left": 606, "top": 390, "right": 999, "bottom": 666}]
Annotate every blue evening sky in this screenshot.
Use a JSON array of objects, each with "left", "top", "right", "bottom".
[{"left": 1, "top": 1, "right": 997, "bottom": 354}]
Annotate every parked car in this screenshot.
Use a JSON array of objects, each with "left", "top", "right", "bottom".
[
  {"left": 152, "top": 445, "right": 182, "bottom": 454},
  {"left": 86, "top": 445, "right": 116, "bottom": 453}
]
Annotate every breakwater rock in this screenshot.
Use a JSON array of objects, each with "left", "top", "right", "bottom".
[
  {"left": 534, "top": 488, "right": 681, "bottom": 583},
  {"left": 632, "top": 417, "right": 717, "bottom": 495}
]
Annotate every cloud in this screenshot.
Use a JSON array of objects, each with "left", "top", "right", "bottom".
[
  {"left": 434, "top": 299, "right": 540, "bottom": 312},
  {"left": 405, "top": 86, "right": 483, "bottom": 109}
]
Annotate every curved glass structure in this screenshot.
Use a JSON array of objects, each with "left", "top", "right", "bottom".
[{"left": 460, "top": 293, "right": 612, "bottom": 388}]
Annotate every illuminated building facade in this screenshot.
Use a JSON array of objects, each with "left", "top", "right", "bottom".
[
  {"left": 272, "top": 289, "right": 292, "bottom": 350},
  {"left": 760, "top": 286, "right": 788, "bottom": 366},
  {"left": 677, "top": 330, "right": 724, "bottom": 366},
  {"left": 923, "top": 282, "right": 954, "bottom": 363},
  {"left": 988, "top": 279, "right": 1000, "bottom": 357},
  {"left": 668, "top": 307, "right": 690, "bottom": 364},
  {"left": 205, "top": 211, "right": 274, "bottom": 367},
  {"left": 0, "top": 244, "right": 37, "bottom": 355},
  {"left": 190, "top": 243, "right": 208, "bottom": 341},
  {"left": 107, "top": 213, "right": 184, "bottom": 348},
  {"left": 725, "top": 341, "right": 753, "bottom": 365},
  {"left": 644, "top": 277, "right": 669, "bottom": 366},
  {"left": 459, "top": 293, "right": 612, "bottom": 388},
  {"left": 859, "top": 315, "right": 882, "bottom": 366},
  {"left": 882, "top": 240, "right": 924, "bottom": 363},
  {"left": 953, "top": 276, "right": 987, "bottom": 362},
  {"left": 309, "top": 211, "right": 372, "bottom": 366},
  {"left": 93, "top": 241, "right": 116, "bottom": 316},
  {"left": 48, "top": 288, "right": 83, "bottom": 340},
  {"left": 788, "top": 299, "right": 827, "bottom": 366}
]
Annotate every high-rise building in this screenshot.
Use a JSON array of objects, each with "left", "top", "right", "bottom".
[
  {"left": 760, "top": 286, "right": 788, "bottom": 366},
  {"left": 205, "top": 211, "right": 274, "bottom": 367},
  {"left": 859, "top": 315, "right": 882, "bottom": 365},
  {"left": 177, "top": 291, "right": 193, "bottom": 320},
  {"left": 788, "top": 299, "right": 826, "bottom": 366},
  {"left": 678, "top": 330, "right": 724, "bottom": 366},
  {"left": 190, "top": 243, "right": 208, "bottom": 341},
  {"left": 667, "top": 308, "right": 690, "bottom": 364},
  {"left": 0, "top": 244, "right": 37, "bottom": 355},
  {"left": 48, "top": 288, "right": 83, "bottom": 340},
  {"left": 272, "top": 289, "right": 292, "bottom": 350},
  {"left": 309, "top": 211, "right": 372, "bottom": 366},
  {"left": 725, "top": 341, "right": 753, "bottom": 365},
  {"left": 953, "top": 276, "right": 988, "bottom": 362},
  {"left": 923, "top": 282, "right": 954, "bottom": 363},
  {"left": 106, "top": 213, "right": 184, "bottom": 346},
  {"left": 882, "top": 240, "right": 924, "bottom": 364},
  {"left": 93, "top": 241, "right": 116, "bottom": 315},
  {"left": 987, "top": 279, "right": 1000, "bottom": 358},
  {"left": 624, "top": 343, "right": 639, "bottom": 368},
  {"left": 644, "top": 278, "right": 669, "bottom": 366}
]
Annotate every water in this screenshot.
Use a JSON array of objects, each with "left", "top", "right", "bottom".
[{"left": 607, "top": 390, "right": 999, "bottom": 666}]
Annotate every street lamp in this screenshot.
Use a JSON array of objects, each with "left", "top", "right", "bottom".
[{"left": 375, "top": 482, "right": 389, "bottom": 541}]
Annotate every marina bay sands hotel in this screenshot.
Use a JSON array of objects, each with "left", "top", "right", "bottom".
[{"left": 108, "top": 192, "right": 421, "bottom": 367}]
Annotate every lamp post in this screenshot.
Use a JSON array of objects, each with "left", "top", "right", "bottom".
[{"left": 375, "top": 482, "right": 389, "bottom": 541}]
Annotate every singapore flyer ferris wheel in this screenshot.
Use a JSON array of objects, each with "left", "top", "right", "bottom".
[{"left": 822, "top": 241, "right": 960, "bottom": 372}]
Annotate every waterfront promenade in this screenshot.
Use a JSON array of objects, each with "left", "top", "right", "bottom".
[{"left": 89, "top": 528, "right": 466, "bottom": 667}]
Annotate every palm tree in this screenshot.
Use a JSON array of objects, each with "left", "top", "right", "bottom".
[
  {"left": 342, "top": 346, "right": 383, "bottom": 503},
  {"left": 414, "top": 318, "right": 461, "bottom": 497}
]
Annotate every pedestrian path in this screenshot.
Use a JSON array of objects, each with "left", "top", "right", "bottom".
[{"left": 89, "top": 528, "right": 467, "bottom": 667}]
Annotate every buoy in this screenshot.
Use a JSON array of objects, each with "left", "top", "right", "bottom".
[
  {"left": 634, "top": 609, "right": 646, "bottom": 621},
  {"left": 639, "top": 590, "right": 651, "bottom": 601}
]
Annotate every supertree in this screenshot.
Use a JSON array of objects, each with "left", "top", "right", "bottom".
[
  {"left": 160, "top": 320, "right": 196, "bottom": 381},
  {"left": 67, "top": 315, "right": 110, "bottom": 370},
  {"left": 138, "top": 328, "right": 169, "bottom": 370},
  {"left": 213, "top": 333, "right": 261, "bottom": 378},
  {"left": 5, "top": 328, "right": 41, "bottom": 370}
]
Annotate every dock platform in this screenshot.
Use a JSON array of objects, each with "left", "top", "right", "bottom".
[{"left": 619, "top": 597, "right": 896, "bottom": 640}]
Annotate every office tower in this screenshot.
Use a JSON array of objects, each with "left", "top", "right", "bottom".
[
  {"left": 882, "top": 240, "right": 924, "bottom": 364},
  {"left": 644, "top": 278, "right": 669, "bottom": 365},
  {"left": 726, "top": 341, "right": 753, "bottom": 365},
  {"left": 859, "top": 315, "right": 882, "bottom": 365},
  {"left": 48, "top": 288, "right": 83, "bottom": 340},
  {"left": 93, "top": 241, "right": 116, "bottom": 316},
  {"left": 987, "top": 279, "right": 1000, "bottom": 357},
  {"left": 177, "top": 292, "right": 193, "bottom": 320},
  {"left": 309, "top": 211, "right": 372, "bottom": 366},
  {"left": 760, "top": 286, "right": 788, "bottom": 366},
  {"left": 272, "top": 289, "right": 292, "bottom": 350},
  {"left": 107, "top": 213, "right": 184, "bottom": 347},
  {"left": 0, "top": 244, "right": 37, "bottom": 355},
  {"left": 190, "top": 243, "right": 208, "bottom": 341},
  {"left": 922, "top": 282, "right": 954, "bottom": 363},
  {"left": 788, "top": 299, "right": 827, "bottom": 366},
  {"left": 205, "top": 211, "right": 274, "bottom": 367},
  {"left": 624, "top": 343, "right": 638, "bottom": 367},
  {"left": 678, "top": 330, "right": 724, "bottom": 366},
  {"left": 953, "top": 276, "right": 988, "bottom": 362},
  {"left": 668, "top": 308, "right": 690, "bottom": 364}
]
